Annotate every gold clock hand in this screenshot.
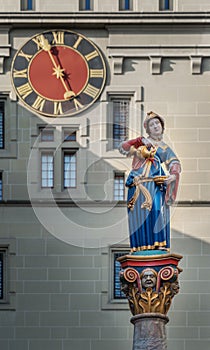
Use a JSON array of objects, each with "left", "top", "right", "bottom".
[{"left": 40, "top": 38, "right": 75, "bottom": 100}]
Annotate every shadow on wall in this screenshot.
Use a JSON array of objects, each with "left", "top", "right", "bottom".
[
  {"left": 201, "top": 58, "right": 210, "bottom": 73},
  {"left": 167, "top": 229, "right": 210, "bottom": 349}
]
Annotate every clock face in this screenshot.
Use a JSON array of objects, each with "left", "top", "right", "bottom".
[{"left": 11, "top": 30, "right": 106, "bottom": 117}]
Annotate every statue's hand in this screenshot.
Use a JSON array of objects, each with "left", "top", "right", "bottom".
[
  {"left": 142, "top": 137, "right": 152, "bottom": 149},
  {"left": 164, "top": 174, "right": 176, "bottom": 185}
]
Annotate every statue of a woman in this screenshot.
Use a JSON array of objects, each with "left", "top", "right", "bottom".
[{"left": 119, "top": 111, "right": 181, "bottom": 253}]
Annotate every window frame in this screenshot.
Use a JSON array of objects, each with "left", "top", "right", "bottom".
[
  {"left": 79, "top": 0, "right": 93, "bottom": 11},
  {"left": 113, "top": 250, "right": 128, "bottom": 300},
  {"left": 112, "top": 98, "right": 130, "bottom": 150},
  {"left": 0, "top": 251, "right": 4, "bottom": 301},
  {"left": 39, "top": 126, "right": 54, "bottom": 142},
  {"left": 114, "top": 172, "right": 125, "bottom": 201},
  {"left": 0, "top": 248, "right": 8, "bottom": 304},
  {"left": 0, "top": 172, "right": 3, "bottom": 201},
  {"left": 20, "top": 0, "right": 34, "bottom": 10},
  {"left": 0, "top": 101, "right": 5, "bottom": 150},
  {"left": 101, "top": 246, "right": 130, "bottom": 310},
  {"left": 159, "top": 0, "right": 173, "bottom": 11},
  {"left": 63, "top": 129, "right": 77, "bottom": 142},
  {"left": 0, "top": 96, "right": 17, "bottom": 159},
  {"left": 106, "top": 90, "right": 139, "bottom": 152},
  {"left": 0, "top": 239, "right": 16, "bottom": 310},
  {"left": 41, "top": 151, "right": 54, "bottom": 189},
  {"left": 119, "top": 0, "right": 132, "bottom": 11},
  {"left": 63, "top": 150, "right": 77, "bottom": 189}
]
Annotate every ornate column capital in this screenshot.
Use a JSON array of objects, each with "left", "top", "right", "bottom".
[{"left": 118, "top": 252, "right": 183, "bottom": 316}]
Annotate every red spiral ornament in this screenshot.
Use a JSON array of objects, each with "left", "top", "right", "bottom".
[
  {"left": 123, "top": 268, "right": 139, "bottom": 283},
  {"left": 159, "top": 266, "right": 174, "bottom": 281}
]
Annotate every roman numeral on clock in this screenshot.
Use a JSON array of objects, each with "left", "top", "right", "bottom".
[
  {"left": 83, "top": 84, "right": 99, "bottom": 98},
  {"left": 17, "top": 83, "right": 33, "bottom": 99},
  {"left": 90, "top": 69, "right": 104, "bottom": 78},
  {"left": 73, "top": 36, "right": 83, "bottom": 49},
  {"left": 52, "top": 31, "right": 64, "bottom": 45},
  {"left": 73, "top": 99, "right": 84, "bottom": 111},
  {"left": 13, "top": 69, "right": 28, "bottom": 78},
  {"left": 85, "top": 50, "right": 99, "bottom": 61},
  {"left": 32, "top": 34, "right": 46, "bottom": 50},
  {"left": 32, "top": 96, "right": 46, "bottom": 112},
  {"left": 54, "top": 102, "right": 63, "bottom": 115},
  {"left": 18, "top": 50, "right": 32, "bottom": 62}
]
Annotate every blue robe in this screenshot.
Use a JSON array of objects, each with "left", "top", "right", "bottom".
[{"left": 126, "top": 144, "right": 179, "bottom": 251}]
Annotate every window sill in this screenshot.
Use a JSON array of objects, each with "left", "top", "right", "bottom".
[
  {"left": 0, "top": 298, "right": 16, "bottom": 311},
  {"left": 101, "top": 292, "right": 128, "bottom": 310}
]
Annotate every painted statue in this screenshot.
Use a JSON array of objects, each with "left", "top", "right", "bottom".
[{"left": 119, "top": 111, "right": 181, "bottom": 252}]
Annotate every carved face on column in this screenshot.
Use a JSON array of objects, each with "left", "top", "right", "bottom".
[{"left": 141, "top": 268, "right": 157, "bottom": 289}]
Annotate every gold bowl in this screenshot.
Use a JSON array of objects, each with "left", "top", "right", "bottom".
[{"left": 153, "top": 176, "right": 168, "bottom": 185}]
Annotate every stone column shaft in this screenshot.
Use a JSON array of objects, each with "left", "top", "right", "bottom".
[{"left": 131, "top": 313, "right": 169, "bottom": 350}]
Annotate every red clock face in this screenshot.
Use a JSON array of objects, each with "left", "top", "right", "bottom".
[
  {"left": 29, "top": 46, "right": 89, "bottom": 101},
  {"left": 11, "top": 30, "right": 106, "bottom": 117}
]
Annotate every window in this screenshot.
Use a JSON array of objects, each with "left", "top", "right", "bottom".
[
  {"left": 0, "top": 102, "right": 4, "bottom": 149},
  {"left": 63, "top": 130, "right": 77, "bottom": 142},
  {"left": 101, "top": 247, "right": 130, "bottom": 310},
  {"left": 79, "top": 0, "right": 93, "bottom": 10},
  {"left": 113, "top": 251, "right": 128, "bottom": 299},
  {"left": 113, "top": 99, "right": 129, "bottom": 149},
  {"left": 41, "top": 152, "right": 54, "bottom": 188},
  {"left": 0, "top": 239, "right": 16, "bottom": 310},
  {"left": 0, "top": 252, "right": 3, "bottom": 300},
  {"left": 0, "top": 173, "right": 2, "bottom": 201},
  {"left": 159, "top": 0, "right": 173, "bottom": 11},
  {"left": 21, "top": 0, "right": 34, "bottom": 10},
  {"left": 39, "top": 127, "right": 54, "bottom": 142},
  {"left": 119, "top": 0, "right": 132, "bottom": 10},
  {"left": 114, "top": 173, "right": 125, "bottom": 201},
  {"left": 0, "top": 97, "right": 17, "bottom": 159},
  {"left": 63, "top": 152, "right": 77, "bottom": 188}
]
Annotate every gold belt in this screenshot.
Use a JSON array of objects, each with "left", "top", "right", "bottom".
[{"left": 128, "top": 177, "right": 153, "bottom": 211}]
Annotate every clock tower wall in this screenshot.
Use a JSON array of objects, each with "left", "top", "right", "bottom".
[{"left": 0, "top": 6, "right": 210, "bottom": 350}]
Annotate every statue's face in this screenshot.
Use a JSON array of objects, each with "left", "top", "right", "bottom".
[
  {"left": 148, "top": 117, "right": 163, "bottom": 138},
  {"left": 141, "top": 270, "right": 157, "bottom": 289}
]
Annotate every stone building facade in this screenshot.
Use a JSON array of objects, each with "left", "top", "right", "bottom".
[{"left": 0, "top": 1, "right": 210, "bottom": 349}]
